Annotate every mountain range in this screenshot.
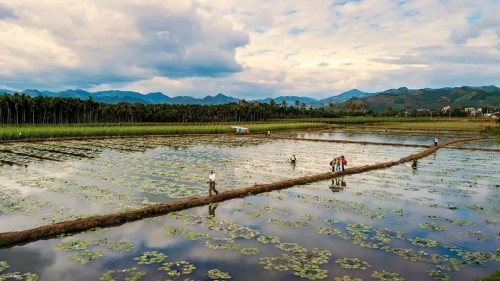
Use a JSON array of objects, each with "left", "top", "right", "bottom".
[{"left": 1, "top": 86, "right": 498, "bottom": 110}]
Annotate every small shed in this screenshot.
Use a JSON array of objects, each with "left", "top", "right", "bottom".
[{"left": 231, "top": 126, "right": 249, "bottom": 134}]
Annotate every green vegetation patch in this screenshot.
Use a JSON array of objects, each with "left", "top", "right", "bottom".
[
  {"left": 134, "top": 251, "right": 167, "bottom": 265},
  {"left": 334, "top": 276, "right": 362, "bottom": 281},
  {"left": 205, "top": 237, "right": 240, "bottom": 251},
  {"left": 99, "top": 267, "right": 146, "bottom": 281},
  {"left": 207, "top": 269, "right": 231, "bottom": 280},
  {"left": 0, "top": 272, "right": 39, "bottom": 281},
  {"left": 371, "top": 270, "right": 406, "bottom": 281},
  {"left": 0, "top": 261, "right": 9, "bottom": 272},
  {"left": 408, "top": 237, "right": 439, "bottom": 247},
  {"left": 240, "top": 248, "right": 260, "bottom": 255},
  {"left": 335, "top": 258, "right": 371, "bottom": 270},
  {"left": 165, "top": 227, "right": 209, "bottom": 241},
  {"left": 419, "top": 223, "right": 446, "bottom": 232},
  {"left": 159, "top": 261, "right": 196, "bottom": 278},
  {"left": 427, "top": 270, "right": 452, "bottom": 281},
  {"left": 257, "top": 235, "right": 281, "bottom": 244}
]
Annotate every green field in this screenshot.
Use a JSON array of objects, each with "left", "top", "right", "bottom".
[
  {"left": 1, "top": 117, "right": 498, "bottom": 141},
  {"left": 0, "top": 122, "right": 327, "bottom": 140}
]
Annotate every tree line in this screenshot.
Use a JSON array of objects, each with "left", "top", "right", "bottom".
[{"left": 0, "top": 93, "right": 332, "bottom": 124}]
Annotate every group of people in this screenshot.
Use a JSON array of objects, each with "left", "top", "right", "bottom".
[
  {"left": 330, "top": 155, "right": 347, "bottom": 172},
  {"left": 206, "top": 135, "right": 440, "bottom": 196}
]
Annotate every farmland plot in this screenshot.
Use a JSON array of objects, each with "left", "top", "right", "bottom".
[{"left": 0, "top": 134, "right": 498, "bottom": 280}]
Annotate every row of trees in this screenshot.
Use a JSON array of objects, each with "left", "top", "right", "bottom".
[{"left": 0, "top": 94, "right": 331, "bottom": 124}]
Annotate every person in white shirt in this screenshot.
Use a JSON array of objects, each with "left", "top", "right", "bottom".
[
  {"left": 433, "top": 137, "right": 438, "bottom": 147},
  {"left": 208, "top": 170, "right": 218, "bottom": 196}
]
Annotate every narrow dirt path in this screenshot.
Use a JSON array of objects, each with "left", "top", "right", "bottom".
[{"left": 0, "top": 137, "right": 483, "bottom": 248}]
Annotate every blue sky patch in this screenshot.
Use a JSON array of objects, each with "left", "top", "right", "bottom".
[
  {"left": 467, "top": 12, "right": 481, "bottom": 23},
  {"left": 289, "top": 27, "right": 306, "bottom": 35}
]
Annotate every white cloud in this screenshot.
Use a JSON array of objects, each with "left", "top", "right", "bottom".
[{"left": 0, "top": 0, "right": 498, "bottom": 98}]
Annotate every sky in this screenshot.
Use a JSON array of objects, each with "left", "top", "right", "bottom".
[{"left": 0, "top": 0, "right": 499, "bottom": 99}]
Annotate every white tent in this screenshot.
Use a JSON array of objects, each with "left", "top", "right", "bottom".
[{"left": 230, "top": 126, "right": 249, "bottom": 134}]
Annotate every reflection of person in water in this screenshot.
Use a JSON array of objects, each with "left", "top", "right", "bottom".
[
  {"left": 329, "top": 177, "right": 346, "bottom": 192},
  {"left": 208, "top": 204, "right": 217, "bottom": 217},
  {"left": 290, "top": 161, "right": 296, "bottom": 171}
]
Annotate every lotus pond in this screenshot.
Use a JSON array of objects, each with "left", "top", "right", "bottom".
[{"left": 0, "top": 133, "right": 498, "bottom": 281}]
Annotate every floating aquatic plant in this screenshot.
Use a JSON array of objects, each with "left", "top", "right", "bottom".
[
  {"left": 257, "top": 235, "right": 281, "bottom": 244},
  {"left": 408, "top": 237, "right": 438, "bottom": 247},
  {"left": 314, "top": 226, "right": 341, "bottom": 236},
  {"left": 461, "top": 231, "right": 493, "bottom": 240},
  {"left": 205, "top": 237, "right": 240, "bottom": 250},
  {"left": 276, "top": 242, "right": 306, "bottom": 253},
  {"left": 453, "top": 250, "right": 494, "bottom": 266},
  {"left": 419, "top": 223, "right": 445, "bottom": 232},
  {"left": 292, "top": 264, "right": 328, "bottom": 280},
  {"left": 207, "top": 269, "right": 231, "bottom": 280},
  {"left": 103, "top": 241, "right": 134, "bottom": 252},
  {"left": 240, "top": 248, "right": 259, "bottom": 255},
  {"left": 371, "top": 270, "right": 405, "bottom": 281},
  {"left": 0, "top": 272, "right": 39, "bottom": 281},
  {"left": 299, "top": 214, "right": 319, "bottom": 221},
  {"left": 259, "top": 254, "right": 297, "bottom": 271},
  {"left": 267, "top": 218, "right": 310, "bottom": 229},
  {"left": 333, "top": 275, "right": 362, "bottom": 281},
  {"left": 134, "top": 251, "right": 167, "bottom": 265},
  {"left": 0, "top": 261, "right": 9, "bottom": 272},
  {"left": 69, "top": 249, "right": 103, "bottom": 264},
  {"left": 99, "top": 267, "right": 146, "bottom": 281},
  {"left": 335, "top": 258, "right": 371, "bottom": 270},
  {"left": 323, "top": 218, "right": 340, "bottom": 225},
  {"left": 296, "top": 248, "right": 332, "bottom": 265},
  {"left": 427, "top": 269, "right": 451, "bottom": 281},
  {"left": 165, "top": 227, "right": 209, "bottom": 241},
  {"left": 159, "top": 261, "right": 196, "bottom": 277}
]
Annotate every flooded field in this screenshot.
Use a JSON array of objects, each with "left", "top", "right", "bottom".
[{"left": 0, "top": 132, "right": 498, "bottom": 280}]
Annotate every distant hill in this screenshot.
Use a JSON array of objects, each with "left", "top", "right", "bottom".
[
  {"left": 0, "top": 89, "right": 16, "bottom": 94},
  {"left": 202, "top": 93, "right": 240, "bottom": 104},
  {"left": 344, "top": 86, "right": 500, "bottom": 112},
  {"left": 319, "top": 89, "right": 378, "bottom": 105},
  {"left": 255, "top": 96, "right": 319, "bottom": 105},
  {"left": 1, "top": 86, "right": 498, "bottom": 109}
]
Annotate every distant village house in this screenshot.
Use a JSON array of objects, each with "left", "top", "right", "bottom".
[
  {"left": 464, "top": 107, "right": 482, "bottom": 116},
  {"left": 441, "top": 106, "right": 451, "bottom": 113}
]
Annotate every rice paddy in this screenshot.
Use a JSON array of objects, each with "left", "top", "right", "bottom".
[
  {"left": 0, "top": 130, "right": 498, "bottom": 280},
  {"left": 0, "top": 122, "right": 326, "bottom": 140}
]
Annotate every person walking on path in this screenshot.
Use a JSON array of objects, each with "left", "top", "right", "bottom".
[
  {"left": 290, "top": 154, "right": 297, "bottom": 164},
  {"left": 208, "top": 170, "right": 218, "bottom": 196},
  {"left": 330, "top": 158, "right": 336, "bottom": 172},
  {"left": 341, "top": 155, "right": 347, "bottom": 171},
  {"left": 433, "top": 137, "right": 438, "bottom": 146}
]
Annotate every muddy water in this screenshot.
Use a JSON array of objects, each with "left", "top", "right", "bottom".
[{"left": 0, "top": 133, "right": 498, "bottom": 280}]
